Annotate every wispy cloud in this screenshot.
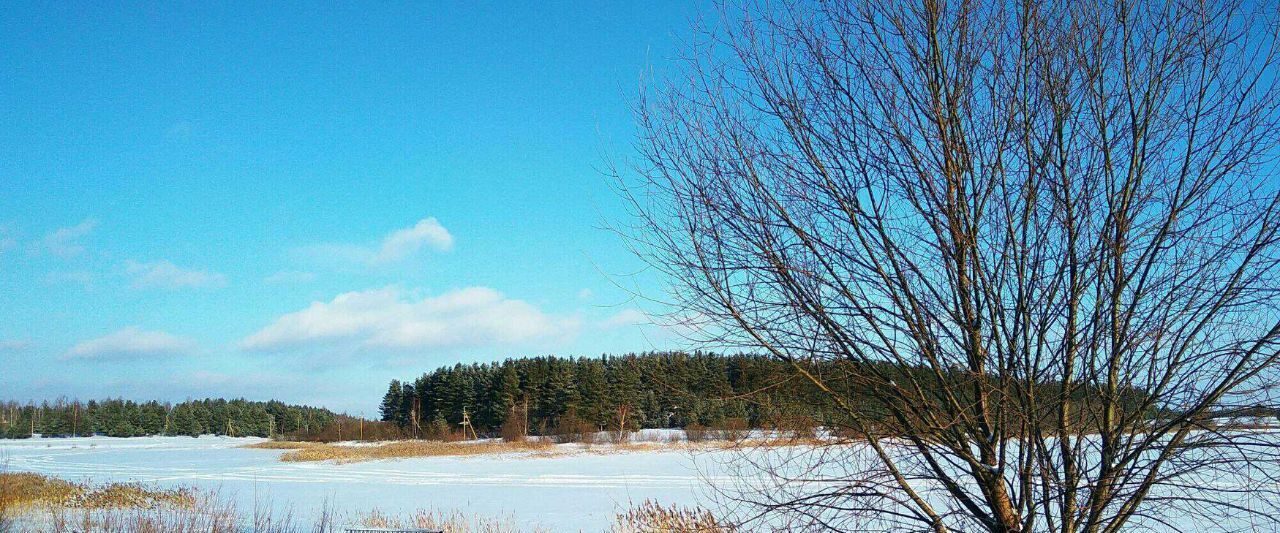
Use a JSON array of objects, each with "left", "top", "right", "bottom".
[
  {"left": 241, "top": 286, "right": 577, "bottom": 352},
  {"left": 44, "top": 270, "right": 94, "bottom": 288},
  {"left": 40, "top": 219, "right": 97, "bottom": 258},
  {"left": 125, "top": 259, "right": 227, "bottom": 290},
  {"left": 264, "top": 270, "right": 317, "bottom": 285},
  {"left": 0, "top": 224, "right": 17, "bottom": 257},
  {"left": 599, "top": 308, "right": 650, "bottom": 329},
  {"left": 65, "top": 327, "right": 197, "bottom": 360},
  {"left": 298, "top": 218, "right": 454, "bottom": 267},
  {"left": 0, "top": 339, "right": 35, "bottom": 352}
]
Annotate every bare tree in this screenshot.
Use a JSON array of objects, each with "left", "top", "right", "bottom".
[{"left": 621, "top": 0, "right": 1280, "bottom": 531}]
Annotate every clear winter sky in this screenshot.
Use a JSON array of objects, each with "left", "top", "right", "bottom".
[{"left": 0, "top": 2, "right": 706, "bottom": 413}]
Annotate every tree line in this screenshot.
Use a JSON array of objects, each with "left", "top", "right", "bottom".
[
  {"left": 378, "top": 351, "right": 1067, "bottom": 439},
  {"left": 0, "top": 398, "right": 337, "bottom": 439},
  {"left": 380, "top": 352, "right": 1156, "bottom": 441}
]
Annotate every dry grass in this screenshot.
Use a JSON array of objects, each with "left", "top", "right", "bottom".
[
  {"left": 1, "top": 472, "right": 80, "bottom": 512},
  {"left": 1, "top": 472, "right": 212, "bottom": 533},
  {"left": 246, "top": 432, "right": 829, "bottom": 463},
  {"left": 240, "top": 440, "right": 311, "bottom": 450},
  {"left": 267, "top": 439, "right": 556, "bottom": 462},
  {"left": 1, "top": 472, "right": 535, "bottom": 533},
  {"left": 1, "top": 471, "right": 526, "bottom": 532},
  {"left": 3, "top": 471, "right": 730, "bottom": 532},
  {"left": 355, "top": 508, "right": 539, "bottom": 533},
  {"left": 579, "top": 434, "right": 826, "bottom": 456},
  {"left": 0, "top": 472, "right": 194, "bottom": 512},
  {"left": 612, "top": 500, "right": 734, "bottom": 532},
  {"left": 41, "top": 492, "right": 239, "bottom": 533},
  {"left": 265, "top": 438, "right": 713, "bottom": 463}
]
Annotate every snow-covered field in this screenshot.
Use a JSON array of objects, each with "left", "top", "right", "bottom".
[
  {"left": 0, "top": 434, "right": 740, "bottom": 531},
  {"left": 9, "top": 432, "right": 1277, "bottom": 531}
]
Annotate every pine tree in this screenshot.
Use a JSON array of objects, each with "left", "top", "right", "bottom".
[{"left": 380, "top": 380, "right": 403, "bottom": 423}]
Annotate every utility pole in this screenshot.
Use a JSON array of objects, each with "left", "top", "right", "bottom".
[{"left": 460, "top": 408, "right": 477, "bottom": 440}]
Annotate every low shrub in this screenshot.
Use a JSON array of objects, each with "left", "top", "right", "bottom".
[
  {"left": 684, "top": 423, "right": 710, "bottom": 442},
  {"left": 500, "top": 416, "right": 527, "bottom": 443},
  {"left": 552, "top": 410, "right": 598, "bottom": 444}
]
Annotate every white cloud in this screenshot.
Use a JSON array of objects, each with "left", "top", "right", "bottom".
[
  {"left": 241, "top": 286, "right": 578, "bottom": 352},
  {"left": 125, "top": 259, "right": 227, "bottom": 290},
  {"left": 600, "top": 308, "right": 651, "bottom": 329},
  {"left": 0, "top": 339, "right": 34, "bottom": 352},
  {"left": 65, "top": 327, "right": 197, "bottom": 360},
  {"left": 264, "top": 270, "right": 317, "bottom": 285},
  {"left": 577, "top": 288, "right": 594, "bottom": 300},
  {"left": 299, "top": 218, "right": 453, "bottom": 267},
  {"left": 376, "top": 218, "right": 454, "bottom": 261},
  {"left": 41, "top": 219, "right": 97, "bottom": 258}
]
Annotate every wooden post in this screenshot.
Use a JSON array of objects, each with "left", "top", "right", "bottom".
[
  {"left": 412, "top": 397, "right": 421, "bottom": 439},
  {"left": 460, "top": 408, "right": 476, "bottom": 440}
]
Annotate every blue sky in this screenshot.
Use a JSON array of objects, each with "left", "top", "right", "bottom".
[{"left": 0, "top": 2, "right": 703, "bottom": 413}]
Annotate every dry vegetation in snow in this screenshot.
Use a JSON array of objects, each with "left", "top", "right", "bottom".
[
  {"left": 243, "top": 429, "right": 827, "bottom": 463},
  {"left": 0, "top": 471, "right": 729, "bottom": 532},
  {"left": 0, "top": 472, "right": 196, "bottom": 513},
  {"left": 244, "top": 438, "right": 557, "bottom": 462}
]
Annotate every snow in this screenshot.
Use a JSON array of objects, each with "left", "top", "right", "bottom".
[
  {"left": 0, "top": 435, "right": 737, "bottom": 531},
  {"left": 6, "top": 432, "right": 1274, "bottom": 531}
]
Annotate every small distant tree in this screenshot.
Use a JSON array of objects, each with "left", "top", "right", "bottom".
[{"left": 623, "top": 0, "right": 1280, "bottom": 531}]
